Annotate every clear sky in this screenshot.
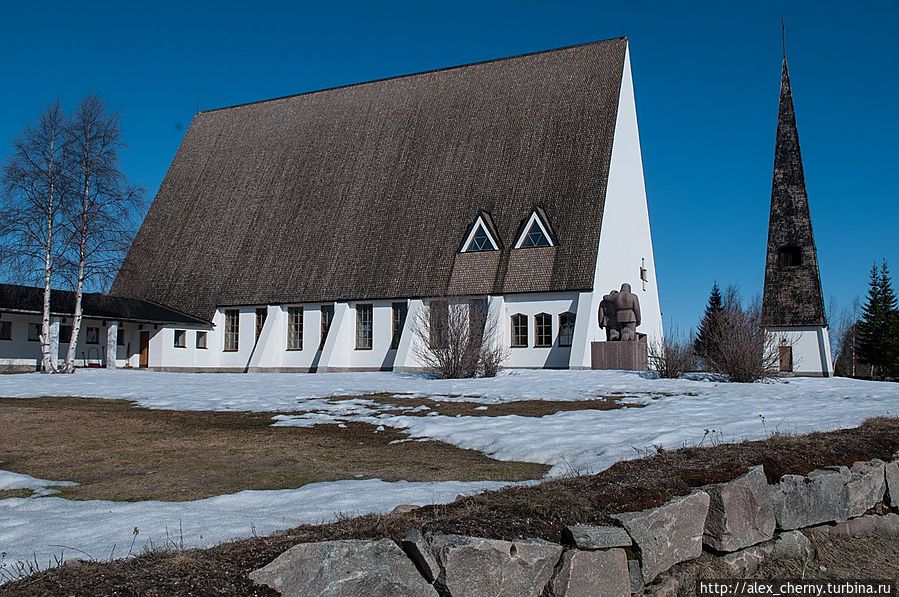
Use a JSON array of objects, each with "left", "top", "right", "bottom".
[{"left": 1, "top": 1, "right": 896, "bottom": 332}]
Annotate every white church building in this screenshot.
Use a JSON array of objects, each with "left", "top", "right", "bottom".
[{"left": 1, "top": 37, "right": 662, "bottom": 373}]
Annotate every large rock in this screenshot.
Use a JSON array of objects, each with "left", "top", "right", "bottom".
[
  {"left": 846, "top": 459, "right": 886, "bottom": 517},
  {"left": 563, "top": 524, "right": 632, "bottom": 550},
  {"left": 249, "top": 539, "right": 437, "bottom": 597},
  {"left": 816, "top": 513, "right": 899, "bottom": 537},
  {"left": 611, "top": 490, "right": 710, "bottom": 584},
  {"left": 771, "top": 467, "right": 851, "bottom": 530},
  {"left": 703, "top": 465, "right": 775, "bottom": 552},
  {"left": 549, "top": 549, "right": 630, "bottom": 597},
  {"left": 429, "top": 534, "right": 562, "bottom": 597},
  {"left": 402, "top": 528, "right": 440, "bottom": 583},
  {"left": 721, "top": 531, "right": 813, "bottom": 576},
  {"left": 884, "top": 460, "right": 899, "bottom": 508}
]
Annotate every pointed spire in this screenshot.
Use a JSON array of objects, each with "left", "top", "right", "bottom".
[{"left": 761, "top": 56, "right": 827, "bottom": 327}]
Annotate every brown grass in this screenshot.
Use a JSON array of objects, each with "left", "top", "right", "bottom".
[
  {"left": 3, "top": 417, "right": 897, "bottom": 596},
  {"left": 0, "top": 489, "right": 33, "bottom": 500},
  {"left": 333, "top": 393, "right": 642, "bottom": 417},
  {"left": 0, "top": 397, "right": 547, "bottom": 501}
]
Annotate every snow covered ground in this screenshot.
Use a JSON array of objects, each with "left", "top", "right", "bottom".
[
  {"left": 0, "top": 478, "right": 510, "bottom": 582},
  {"left": 2, "top": 369, "right": 897, "bottom": 475},
  {"left": 1, "top": 369, "right": 897, "bottom": 580}
]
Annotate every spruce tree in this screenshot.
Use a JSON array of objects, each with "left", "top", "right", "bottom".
[
  {"left": 694, "top": 282, "right": 724, "bottom": 364},
  {"left": 857, "top": 261, "right": 898, "bottom": 379}
]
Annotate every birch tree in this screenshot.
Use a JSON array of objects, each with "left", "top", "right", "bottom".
[
  {"left": 60, "top": 96, "right": 143, "bottom": 372},
  {"left": 0, "top": 102, "right": 70, "bottom": 372}
]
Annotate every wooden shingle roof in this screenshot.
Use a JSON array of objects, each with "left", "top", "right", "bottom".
[{"left": 112, "top": 38, "right": 628, "bottom": 319}]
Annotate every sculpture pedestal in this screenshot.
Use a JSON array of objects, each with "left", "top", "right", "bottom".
[{"left": 591, "top": 335, "right": 648, "bottom": 371}]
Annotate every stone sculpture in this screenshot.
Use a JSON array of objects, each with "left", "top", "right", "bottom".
[
  {"left": 598, "top": 291, "right": 620, "bottom": 341},
  {"left": 614, "top": 283, "right": 641, "bottom": 341}
]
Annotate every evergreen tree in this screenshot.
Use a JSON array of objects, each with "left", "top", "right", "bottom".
[
  {"left": 857, "top": 261, "right": 899, "bottom": 379},
  {"left": 694, "top": 282, "right": 724, "bottom": 364}
]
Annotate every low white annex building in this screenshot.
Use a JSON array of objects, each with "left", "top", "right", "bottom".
[{"left": 2, "top": 37, "right": 662, "bottom": 373}]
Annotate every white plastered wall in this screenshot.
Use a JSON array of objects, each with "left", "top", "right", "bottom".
[{"left": 570, "top": 42, "right": 663, "bottom": 368}]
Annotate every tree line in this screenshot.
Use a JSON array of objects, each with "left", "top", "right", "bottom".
[
  {"left": 0, "top": 97, "right": 143, "bottom": 373},
  {"left": 833, "top": 261, "right": 898, "bottom": 380}
]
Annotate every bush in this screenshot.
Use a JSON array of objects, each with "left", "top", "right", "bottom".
[
  {"left": 648, "top": 328, "right": 696, "bottom": 379},
  {"left": 412, "top": 298, "right": 509, "bottom": 379}
]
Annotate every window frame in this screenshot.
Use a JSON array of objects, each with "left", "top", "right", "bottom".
[
  {"left": 0, "top": 320, "right": 12, "bottom": 341},
  {"left": 59, "top": 325, "right": 72, "bottom": 344},
  {"left": 27, "top": 322, "right": 41, "bottom": 342},
  {"left": 320, "top": 305, "right": 334, "bottom": 350},
  {"left": 534, "top": 313, "right": 552, "bottom": 347},
  {"left": 391, "top": 302, "right": 407, "bottom": 350},
  {"left": 460, "top": 215, "right": 499, "bottom": 253},
  {"left": 777, "top": 245, "right": 803, "bottom": 267},
  {"left": 287, "top": 306, "right": 303, "bottom": 351},
  {"left": 510, "top": 313, "right": 528, "bottom": 348},
  {"left": 85, "top": 327, "right": 100, "bottom": 345},
  {"left": 355, "top": 304, "right": 373, "bottom": 350},
  {"left": 196, "top": 330, "right": 208, "bottom": 350},
  {"left": 224, "top": 309, "right": 240, "bottom": 352},
  {"left": 558, "top": 312, "right": 576, "bottom": 348},
  {"left": 514, "top": 211, "right": 555, "bottom": 249},
  {"left": 173, "top": 329, "right": 187, "bottom": 348},
  {"left": 429, "top": 300, "right": 449, "bottom": 349},
  {"left": 255, "top": 308, "right": 267, "bottom": 342},
  {"left": 117, "top": 326, "right": 125, "bottom": 347}
]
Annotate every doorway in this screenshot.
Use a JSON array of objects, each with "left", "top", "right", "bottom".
[
  {"left": 779, "top": 345, "right": 793, "bottom": 373},
  {"left": 139, "top": 331, "right": 150, "bottom": 368}
]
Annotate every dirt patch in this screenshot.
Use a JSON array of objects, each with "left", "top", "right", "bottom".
[
  {"left": 3, "top": 417, "right": 897, "bottom": 596},
  {"left": 0, "top": 489, "right": 33, "bottom": 500},
  {"left": 332, "top": 393, "right": 642, "bottom": 417},
  {"left": 0, "top": 397, "right": 547, "bottom": 501}
]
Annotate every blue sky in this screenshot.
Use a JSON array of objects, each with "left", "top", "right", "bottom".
[{"left": 1, "top": 1, "right": 896, "bottom": 332}]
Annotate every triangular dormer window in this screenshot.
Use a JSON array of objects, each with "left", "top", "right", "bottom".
[
  {"left": 514, "top": 209, "right": 555, "bottom": 249},
  {"left": 461, "top": 214, "right": 499, "bottom": 253}
]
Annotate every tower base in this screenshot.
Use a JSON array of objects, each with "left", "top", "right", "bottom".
[{"left": 765, "top": 326, "right": 833, "bottom": 377}]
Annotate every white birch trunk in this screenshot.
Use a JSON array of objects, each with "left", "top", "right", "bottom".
[
  {"left": 63, "top": 176, "right": 90, "bottom": 373},
  {"left": 39, "top": 146, "right": 57, "bottom": 373}
]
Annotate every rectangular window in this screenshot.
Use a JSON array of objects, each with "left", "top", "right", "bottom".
[
  {"left": 534, "top": 313, "right": 552, "bottom": 347},
  {"left": 224, "top": 309, "right": 240, "bottom": 351},
  {"left": 511, "top": 314, "right": 527, "bottom": 348},
  {"left": 356, "top": 304, "right": 373, "bottom": 350},
  {"left": 0, "top": 320, "right": 12, "bottom": 340},
  {"left": 117, "top": 326, "right": 125, "bottom": 346},
  {"left": 173, "top": 329, "right": 186, "bottom": 348},
  {"left": 287, "top": 306, "right": 303, "bottom": 351},
  {"left": 59, "top": 325, "right": 72, "bottom": 344},
  {"left": 28, "top": 323, "right": 41, "bottom": 342},
  {"left": 320, "top": 305, "right": 334, "bottom": 349},
  {"left": 86, "top": 327, "right": 100, "bottom": 345},
  {"left": 558, "top": 312, "right": 575, "bottom": 347},
  {"left": 255, "top": 308, "right": 267, "bottom": 342},
  {"left": 196, "top": 331, "right": 208, "bottom": 349},
  {"left": 429, "top": 300, "right": 448, "bottom": 349},
  {"left": 391, "top": 302, "right": 407, "bottom": 349},
  {"left": 469, "top": 298, "right": 488, "bottom": 341}
]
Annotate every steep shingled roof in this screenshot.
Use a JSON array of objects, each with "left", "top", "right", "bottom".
[
  {"left": 762, "top": 59, "right": 827, "bottom": 327},
  {"left": 112, "top": 38, "right": 628, "bottom": 319}
]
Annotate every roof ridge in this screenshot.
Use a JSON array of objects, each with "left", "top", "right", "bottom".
[{"left": 200, "top": 36, "right": 627, "bottom": 115}]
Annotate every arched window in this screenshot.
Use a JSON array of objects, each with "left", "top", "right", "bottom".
[
  {"left": 461, "top": 213, "right": 499, "bottom": 252},
  {"left": 534, "top": 313, "right": 552, "bottom": 347},
  {"left": 558, "top": 312, "right": 575, "bottom": 347},
  {"left": 777, "top": 245, "right": 802, "bottom": 267},
  {"left": 514, "top": 209, "right": 555, "bottom": 248},
  {"left": 511, "top": 314, "right": 527, "bottom": 348}
]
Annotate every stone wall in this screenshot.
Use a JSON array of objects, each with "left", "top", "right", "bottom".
[{"left": 249, "top": 457, "right": 899, "bottom": 596}]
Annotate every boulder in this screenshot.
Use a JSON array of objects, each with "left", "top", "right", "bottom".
[
  {"left": 563, "top": 524, "right": 632, "bottom": 550},
  {"left": 817, "top": 513, "right": 899, "bottom": 538},
  {"left": 771, "top": 467, "right": 850, "bottom": 530},
  {"left": 401, "top": 528, "right": 440, "bottom": 583},
  {"left": 846, "top": 460, "right": 886, "bottom": 517},
  {"left": 249, "top": 539, "right": 437, "bottom": 597},
  {"left": 429, "top": 534, "right": 562, "bottom": 597},
  {"left": 721, "top": 531, "right": 812, "bottom": 576},
  {"left": 703, "top": 465, "right": 776, "bottom": 552},
  {"left": 884, "top": 460, "right": 899, "bottom": 507},
  {"left": 611, "top": 490, "right": 710, "bottom": 584},
  {"left": 549, "top": 549, "right": 630, "bottom": 597}
]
